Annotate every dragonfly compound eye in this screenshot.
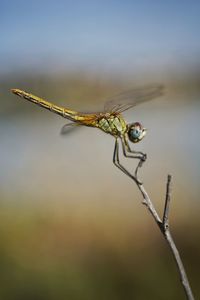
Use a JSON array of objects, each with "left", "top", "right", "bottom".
[{"left": 128, "top": 122, "right": 146, "bottom": 143}]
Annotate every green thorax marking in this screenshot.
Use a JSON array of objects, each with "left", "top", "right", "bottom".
[{"left": 98, "top": 114, "right": 127, "bottom": 136}]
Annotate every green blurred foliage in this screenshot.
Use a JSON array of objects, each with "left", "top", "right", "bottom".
[{"left": 0, "top": 202, "right": 199, "bottom": 300}]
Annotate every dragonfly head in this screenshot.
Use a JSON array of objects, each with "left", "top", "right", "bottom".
[{"left": 127, "top": 122, "right": 147, "bottom": 143}]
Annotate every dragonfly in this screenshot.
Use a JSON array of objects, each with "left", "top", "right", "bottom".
[{"left": 11, "top": 85, "right": 164, "bottom": 184}]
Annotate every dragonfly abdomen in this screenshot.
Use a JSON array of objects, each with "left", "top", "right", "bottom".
[{"left": 11, "top": 89, "right": 83, "bottom": 121}]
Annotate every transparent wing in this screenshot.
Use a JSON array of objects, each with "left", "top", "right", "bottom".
[
  {"left": 104, "top": 84, "right": 164, "bottom": 114},
  {"left": 60, "top": 122, "right": 82, "bottom": 135}
]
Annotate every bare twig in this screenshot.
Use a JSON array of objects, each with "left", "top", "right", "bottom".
[
  {"left": 130, "top": 168, "right": 195, "bottom": 300},
  {"left": 163, "top": 174, "right": 172, "bottom": 228}
]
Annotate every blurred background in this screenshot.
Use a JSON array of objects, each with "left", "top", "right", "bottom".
[{"left": 0, "top": 1, "right": 200, "bottom": 299}]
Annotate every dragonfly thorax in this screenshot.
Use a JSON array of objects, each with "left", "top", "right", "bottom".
[{"left": 97, "top": 114, "right": 127, "bottom": 136}]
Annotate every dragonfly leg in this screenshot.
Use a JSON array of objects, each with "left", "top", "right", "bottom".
[
  {"left": 121, "top": 137, "right": 146, "bottom": 183},
  {"left": 122, "top": 135, "right": 147, "bottom": 160},
  {"left": 113, "top": 138, "right": 143, "bottom": 184}
]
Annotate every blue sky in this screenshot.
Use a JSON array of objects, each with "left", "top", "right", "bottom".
[{"left": 1, "top": 0, "right": 200, "bottom": 74}]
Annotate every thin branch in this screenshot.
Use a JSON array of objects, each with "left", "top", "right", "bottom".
[
  {"left": 130, "top": 170, "right": 195, "bottom": 300},
  {"left": 163, "top": 174, "right": 172, "bottom": 229}
]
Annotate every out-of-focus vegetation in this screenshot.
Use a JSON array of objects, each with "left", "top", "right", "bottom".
[
  {"left": 0, "top": 70, "right": 200, "bottom": 299},
  {"left": 0, "top": 201, "right": 199, "bottom": 300}
]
